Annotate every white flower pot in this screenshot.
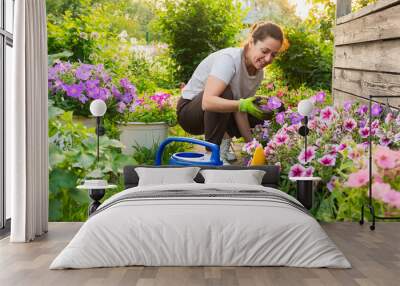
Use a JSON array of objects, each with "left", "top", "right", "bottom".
[
  {"left": 119, "top": 122, "right": 168, "bottom": 155},
  {"left": 73, "top": 115, "right": 96, "bottom": 129}
]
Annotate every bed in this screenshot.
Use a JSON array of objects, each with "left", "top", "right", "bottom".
[{"left": 50, "top": 165, "right": 351, "bottom": 269}]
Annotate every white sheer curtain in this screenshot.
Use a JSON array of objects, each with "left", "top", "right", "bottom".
[{"left": 8, "top": 0, "right": 49, "bottom": 242}]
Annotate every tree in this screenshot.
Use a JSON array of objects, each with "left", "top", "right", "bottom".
[
  {"left": 244, "top": 0, "right": 301, "bottom": 27},
  {"left": 156, "top": 0, "right": 245, "bottom": 83}
]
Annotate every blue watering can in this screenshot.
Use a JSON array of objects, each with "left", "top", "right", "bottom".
[{"left": 155, "top": 137, "right": 223, "bottom": 166}]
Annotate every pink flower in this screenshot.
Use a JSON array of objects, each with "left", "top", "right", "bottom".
[
  {"left": 289, "top": 164, "right": 305, "bottom": 177},
  {"left": 374, "top": 146, "right": 398, "bottom": 169},
  {"left": 298, "top": 147, "right": 316, "bottom": 164},
  {"left": 266, "top": 83, "right": 274, "bottom": 90},
  {"left": 359, "top": 127, "right": 370, "bottom": 138},
  {"left": 304, "top": 166, "right": 314, "bottom": 177},
  {"left": 328, "top": 145, "right": 339, "bottom": 156},
  {"left": 385, "top": 113, "right": 394, "bottom": 124},
  {"left": 371, "top": 119, "right": 380, "bottom": 129},
  {"left": 383, "top": 191, "right": 400, "bottom": 208},
  {"left": 379, "top": 137, "right": 391, "bottom": 147},
  {"left": 343, "top": 118, "right": 357, "bottom": 132},
  {"left": 371, "top": 182, "right": 391, "bottom": 200},
  {"left": 320, "top": 106, "right": 335, "bottom": 123},
  {"left": 276, "top": 90, "right": 284, "bottom": 97},
  {"left": 338, "top": 143, "right": 347, "bottom": 152},
  {"left": 274, "top": 133, "right": 289, "bottom": 145},
  {"left": 318, "top": 154, "right": 336, "bottom": 166},
  {"left": 346, "top": 169, "right": 369, "bottom": 188}
]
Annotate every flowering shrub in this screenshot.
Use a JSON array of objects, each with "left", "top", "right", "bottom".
[
  {"left": 48, "top": 61, "right": 177, "bottom": 126},
  {"left": 123, "top": 92, "right": 177, "bottom": 126},
  {"left": 48, "top": 61, "right": 136, "bottom": 119},
  {"left": 242, "top": 92, "right": 400, "bottom": 220}
]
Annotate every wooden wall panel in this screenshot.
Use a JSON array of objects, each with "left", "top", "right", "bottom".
[
  {"left": 335, "top": 5, "right": 400, "bottom": 45},
  {"left": 334, "top": 40, "right": 400, "bottom": 73}
]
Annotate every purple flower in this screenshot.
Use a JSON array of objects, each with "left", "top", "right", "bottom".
[
  {"left": 289, "top": 112, "right": 303, "bottom": 125},
  {"left": 64, "top": 83, "right": 85, "bottom": 98},
  {"left": 86, "top": 87, "right": 100, "bottom": 99},
  {"left": 117, "top": 102, "right": 127, "bottom": 113},
  {"left": 99, "top": 88, "right": 111, "bottom": 101},
  {"left": 298, "top": 147, "right": 316, "bottom": 164},
  {"left": 359, "top": 127, "right": 370, "bottom": 138},
  {"left": 358, "top": 119, "right": 366, "bottom": 128},
  {"left": 78, "top": 95, "right": 89, "bottom": 103},
  {"left": 289, "top": 164, "right": 305, "bottom": 177},
  {"left": 343, "top": 100, "right": 352, "bottom": 112},
  {"left": 267, "top": 96, "right": 282, "bottom": 110},
  {"left": 75, "top": 64, "right": 93, "bottom": 81},
  {"left": 327, "top": 176, "right": 339, "bottom": 192},
  {"left": 121, "top": 92, "right": 133, "bottom": 104},
  {"left": 86, "top": 79, "right": 99, "bottom": 90},
  {"left": 276, "top": 112, "right": 285, "bottom": 125},
  {"left": 48, "top": 67, "right": 58, "bottom": 80},
  {"left": 371, "top": 103, "right": 382, "bottom": 116},
  {"left": 111, "top": 85, "right": 122, "bottom": 100},
  {"left": 261, "top": 129, "right": 269, "bottom": 140},
  {"left": 53, "top": 79, "right": 64, "bottom": 91},
  {"left": 314, "top": 91, "right": 326, "bottom": 103},
  {"left": 129, "top": 100, "right": 141, "bottom": 112},
  {"left": 357, "top": 104, "right": 368, "bottom": 115},
  {"left": 394, "top": 133, "right": 400, "bottom": 142},
  {"left": 120, "top": 78, "right": 136, "bottom": 92},
  {"left": 343, "top": 118, "right": 356, "bottom": 132},
  {"left": 318, "top": 154, "right": 336, "bottom": 166}
]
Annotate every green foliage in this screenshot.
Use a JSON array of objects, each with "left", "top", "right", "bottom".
[
  {"left": 270, "top": 25, "right": 333, "bottom": 90},
  {"left": 244, "top": 0, "right": 300, "bottom": 27},
  {"left": 305, "top": 0, "right": 336, "bottom": 42},
  {"left": 156, "top": 0, "right": 245, "bottom": 83},
  {"left": 131, "top": 141, "right": 189, "bottom": 165},
  {"left": 48, "top": 102, "right": 136, "bottom": 221},
  {"left": 352, "top": 0, "right": 377, "bottom": 12},
  {"left": 124, "top": 93, "right": 178, "bottom": 126}
]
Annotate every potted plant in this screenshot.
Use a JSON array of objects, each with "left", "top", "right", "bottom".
[
  {"left": 118, "top": 91, "right": 177, "bottom": 154},
  {"left": 47, "top": 61, "right": 133, "bottom": 128}
]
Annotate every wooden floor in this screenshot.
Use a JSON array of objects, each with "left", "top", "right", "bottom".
[{"left": 0, "top": 222, "right": 399, "bottom": 286}]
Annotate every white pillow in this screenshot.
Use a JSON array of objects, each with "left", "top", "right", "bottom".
[
  {"left": 135, "top": 167, "right": 200, "bottom": 186},
  {"left": 200, "top": 169, "right": 266, "bottom": 185}
]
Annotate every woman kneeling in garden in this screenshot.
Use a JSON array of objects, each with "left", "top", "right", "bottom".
[{"left": 177, "top": 21, "right": 285, "bottom": 162}]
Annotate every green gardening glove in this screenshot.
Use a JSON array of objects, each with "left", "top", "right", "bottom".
[{"left": 238, "top": 97, "right": 264, "bottom": 120}]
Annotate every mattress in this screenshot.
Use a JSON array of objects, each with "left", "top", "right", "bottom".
[{"left": 50, "top": 183, "right": 351, "bottom": 269}]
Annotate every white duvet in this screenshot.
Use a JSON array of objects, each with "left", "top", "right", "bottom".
[{"left": 50, "top": 183, "right": 351, "bottom": 269}]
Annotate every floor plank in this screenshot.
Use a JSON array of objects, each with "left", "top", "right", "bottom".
[{"left": 0, "top": 222, "right": 399, "bottom": 286}]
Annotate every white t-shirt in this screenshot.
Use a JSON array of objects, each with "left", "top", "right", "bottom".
[{"left": 181, "top": 47, "right": 264, "bottom": 100}]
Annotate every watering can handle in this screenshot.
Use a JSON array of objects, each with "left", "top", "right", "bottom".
[{"left": 155, "top": 137, "right": 221, "bottom": 166}]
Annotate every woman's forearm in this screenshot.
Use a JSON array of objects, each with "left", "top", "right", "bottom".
[
  {"left": 202, "top": 95, "right": 239, "bottom": 113},
  {"left": 201, "top": 76, "right": 239, "bottom": 112},
  {"left": 233, "top": 112, "right": 253, "bottom": 142}
]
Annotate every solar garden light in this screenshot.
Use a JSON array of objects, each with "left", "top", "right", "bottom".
[
  {"left": 90, "top": 99, "right": 107, "bottom": 163},
  {"left": 297, "top": 99, "right": 314, "bottom": 161}
]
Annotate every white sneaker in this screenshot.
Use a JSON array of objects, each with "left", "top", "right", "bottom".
[{"left": 220, "top": 138, "right": 237, "bottom": 162}]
